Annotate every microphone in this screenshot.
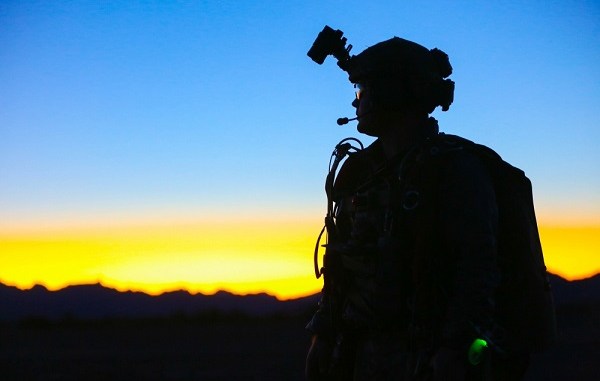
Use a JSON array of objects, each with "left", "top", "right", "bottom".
[
  {"left": 336, "top": 116, "right": 359, "bottom": 125},
  {"left": 337, "top": 110, "right": 372, "bottom": 126}
]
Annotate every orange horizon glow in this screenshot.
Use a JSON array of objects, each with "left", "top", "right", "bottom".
[
  {"left": 0, "top": 218, "right": 325, "bottom": 300},
  {"left": 1, "top": 218, "right": 598, "bottom": 300}
]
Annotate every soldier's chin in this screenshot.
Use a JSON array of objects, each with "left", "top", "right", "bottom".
[{"left": 357, "top": 121, "right": 379, "bottom": 137}]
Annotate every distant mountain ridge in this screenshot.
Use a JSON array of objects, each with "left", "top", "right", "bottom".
[
  {"left": 0, "top": 273, "right": 597, "bottom": 321},
  {"left": 549, "top": 273, "right": 600, "bottom": 306},
  {"left": 0, "top": 283, "right": 319, "bottom": 322}
]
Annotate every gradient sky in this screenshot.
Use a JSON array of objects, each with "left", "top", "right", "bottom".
[{"left": 1, "top": 1, "right": 599, "bottom": 299}]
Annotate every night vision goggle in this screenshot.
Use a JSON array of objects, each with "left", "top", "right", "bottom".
[{"left": 307, "top": 25, "right": 353, "bottom": 71}]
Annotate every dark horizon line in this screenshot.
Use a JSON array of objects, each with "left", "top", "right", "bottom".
[
  {"left": 2, "top": 271, "right": 598, "bottom": 299},
  {"left": 0, "top": 281, "right": 321, "bottom": 301}
]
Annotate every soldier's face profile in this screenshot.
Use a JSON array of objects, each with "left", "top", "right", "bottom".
[{"left": 353, "top": 83, "right": 379, "bottom": 137}]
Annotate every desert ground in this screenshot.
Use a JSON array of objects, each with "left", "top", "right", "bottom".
[{"left": 1, "top": 305, "right": 599, "bottom": 380}]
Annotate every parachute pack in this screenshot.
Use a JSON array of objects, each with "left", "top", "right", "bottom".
[{"left": 405, "top": 133, "right": 557, "bottom": 352}]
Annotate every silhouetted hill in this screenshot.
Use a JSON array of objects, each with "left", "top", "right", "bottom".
[
  {"left": 548, "top": 273, "right": 600, "bottom": 306},
  {"left": 0, "top": 273, "right": 597, "bottom": 322},
  {"left": 0, "top": 283, "right": 320, "bottom": 322}
]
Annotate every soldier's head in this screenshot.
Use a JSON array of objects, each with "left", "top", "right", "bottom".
[{"left": 345, "top": 37, "right": 455, "bottom": 136}]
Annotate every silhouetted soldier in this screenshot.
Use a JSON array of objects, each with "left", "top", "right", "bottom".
[{"left": 305, "top": 27, "right": 555, "bottom": 381}]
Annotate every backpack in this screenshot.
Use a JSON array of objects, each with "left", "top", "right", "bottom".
[{"left": 411, "top": 133, "right": 557, "bottom": 352}]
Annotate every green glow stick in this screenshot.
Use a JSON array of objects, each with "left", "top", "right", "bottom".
[{"left": 467, "top": 338, "right": 488, "bottom": 365}]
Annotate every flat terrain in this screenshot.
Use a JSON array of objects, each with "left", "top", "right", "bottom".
[{"left": 1, "top": 306, "right": 599, "bottom": 380}]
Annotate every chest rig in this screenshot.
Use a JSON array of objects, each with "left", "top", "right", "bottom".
[
  {"left": 347, "top": 144, "right": 423, "bottom": 242},
  {"left": 313, "top": 134, "right": 466, "bottom": 330}
]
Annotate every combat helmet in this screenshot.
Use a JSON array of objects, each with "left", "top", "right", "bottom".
[
  {"left": 308, "top": 26, "right": 455, "bottom": 114},
  {"left": 346, "top": 37, "right": 454, "bottom": 114}
]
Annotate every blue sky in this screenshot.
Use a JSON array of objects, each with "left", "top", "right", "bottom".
[{"left": 1, "top": 0, "right": 599, "bottom": 229}]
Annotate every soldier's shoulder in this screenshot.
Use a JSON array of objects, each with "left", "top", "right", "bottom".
[
  {"left": 420, "top": 134, "right": 499, "bottom": 184},
  {"left": 424, "top": 133, "right": 502, "bottom": 161},
  {"left": 335, "top": 140, "right": 384, "bottom": 195},
  {"left": 337, "top": 139, "right": 382, "bottom": 171}
]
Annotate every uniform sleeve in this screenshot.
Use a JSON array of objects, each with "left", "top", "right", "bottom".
[
  {"left": 306, "top": 142, "right": 384, "bottom": 337},
  {"left": 436, "top": 151, "right": 500, "bottom": 349},
  {"left": 305, "top": 152, "right": 367, "bottom": 338}
]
